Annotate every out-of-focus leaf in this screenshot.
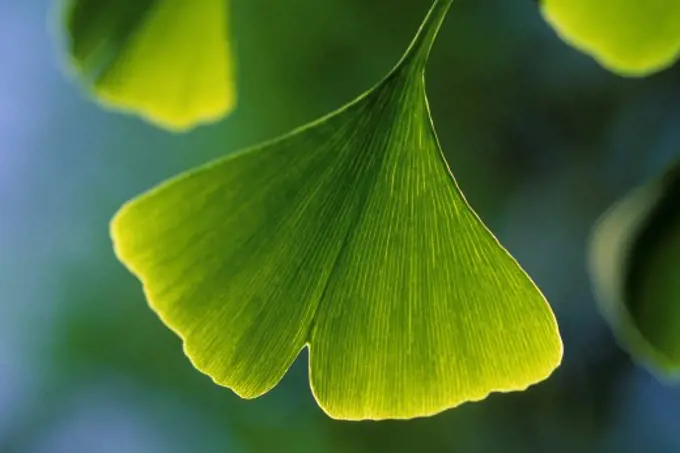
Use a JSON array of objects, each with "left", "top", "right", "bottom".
[
  {"left": 591, "top": 160, "right": 680, "bottom": 376},
  {"left": 65, "top": 0, "right": 235, "bottom": 131},
  {"left": 541, "top": 0, "right": 680, "bottom": 76},
  {"left": 111, "top": 0, "right": 562, "bottom": 421}
]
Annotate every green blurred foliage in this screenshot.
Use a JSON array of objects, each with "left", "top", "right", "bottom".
[
  {"left": 591, "top": 159, "right": 680, "bottom": 375},
  {"left": 65, "top": 0, "right": 235, "bottom": 130},
  {"left": 542, "top": 0, "right": 680, "bottom": 76}
]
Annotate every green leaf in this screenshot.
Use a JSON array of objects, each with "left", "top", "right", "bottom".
[
  {"left": 591, "top": 161, "right": 680, "bottom": 377},
  {"left": 65, "top": 0, "right": 235, "bottom": 131},
  {"left": 542, "top": 0, "right": 680, "bottom": 76},
  {"left": 111, "top": 0, "right": 562, "bottom": 420}
]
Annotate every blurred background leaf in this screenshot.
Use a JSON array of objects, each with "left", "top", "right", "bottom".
[
  {"left": 542, "top": 0, "right": 680, "bottom": 76},
  {"left": 2, "top": 0, "right": 680, "bottom": 451},
  {"left": 590, "top": 158, "right": 680, "bottom": 376},
  {"left": 64, "top": 0, "right": 235, "bottom": 131}
]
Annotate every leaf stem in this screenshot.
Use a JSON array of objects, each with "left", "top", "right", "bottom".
[{"left": 398, "top": 0, "right": 453, "bottom": 72}]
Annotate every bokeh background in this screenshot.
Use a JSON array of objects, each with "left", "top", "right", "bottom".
[{"left": 3, "top": 0, "right": 680, "bottom": 452}]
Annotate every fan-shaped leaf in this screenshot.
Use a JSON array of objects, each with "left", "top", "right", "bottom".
[
  {"left": 591, "top": 161, "right": 680, "bottom": 376},
  {"left": 542, "top": 0, "right": 680, "bottom": 76},
  {"left": 65, "top": 0, "right": 235, "bottom": 131},
  {"left": 112, "top": 0, "right": 562, "bottom": 420}
]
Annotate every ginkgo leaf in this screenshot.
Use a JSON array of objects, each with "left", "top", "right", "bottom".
[
  {"left": 64, "top": 0, "right": 235, "bottom": 131},
  {"left": 111, "top": 0, "right": 562, "bottom": 420},
  {"left": 541, "top": 0, "right": 680, "bottom": 76},
  {"left": 591, "top": 160, "right": 680, "bottom": 377}
]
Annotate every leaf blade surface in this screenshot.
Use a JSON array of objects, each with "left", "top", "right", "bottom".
[{"left": 112, "top": 0, "right": 562, "bottom": 419}]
